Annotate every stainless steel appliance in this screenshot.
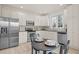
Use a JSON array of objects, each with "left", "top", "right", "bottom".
[
  {"left": 26, "top": 20, "right": 35, "bottom": 42},
  {"left": 0, "top": 17, "right": 19, "bottom": 49}
]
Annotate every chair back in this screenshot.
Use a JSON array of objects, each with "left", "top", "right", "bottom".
[
  {"left": 58, "top": 32, "right": 70, "bottom": 54},
  {"left": 57, "top": 32, "right": 68, "bottom": 45},
  {"left": 30, "top": 32, "right": 36, "bottom": 43}
]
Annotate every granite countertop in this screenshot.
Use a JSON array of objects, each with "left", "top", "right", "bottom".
[{"left": 25, "top": 26, "right": 67, "bottom": 33}]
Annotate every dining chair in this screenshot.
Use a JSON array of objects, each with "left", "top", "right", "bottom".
[
  {"left": 30, "top": 32, "right": 35, "bottom": 54},
  {"left": 30, "top": 32, "right": 40, "bottom": 54},
  {"left": 58, "top": 32, "right": 70, "bottom": 54}
]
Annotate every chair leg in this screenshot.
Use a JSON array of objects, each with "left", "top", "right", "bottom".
[
  {"left": 43, "top": 51, "right": 46, "bottom": 54},
  {"left": 64, "top": 45, "right": 69, "bottom": 54},
  {"left": 32, "top": 47, "right": 33, "bottom": 54},
  {"left": 35, "top": 50, "right": 38, "bottom": 54},
  {"left": 38, "top": 50, "right": 40, "bottom": 53},
  {"left": 60, "top": 45, "right": 63, "bottom": 54},
  {"left": 64, "top": 48, "right": 68, "bottom": 54}
]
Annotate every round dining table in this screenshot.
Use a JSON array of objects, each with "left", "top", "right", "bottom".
[{"left": 32, "top": 40, "right": 58, "bottom": 54}]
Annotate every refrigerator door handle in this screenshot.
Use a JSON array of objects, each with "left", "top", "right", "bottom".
[
  {"left": 1, "top": 27, "right": 7, "bottom": 34},
  {"left": 1, "top": 27, "right": 3, "bottom": 34},
  {"left": 5, "top": 28, "right": 7, "bottom": 34}
]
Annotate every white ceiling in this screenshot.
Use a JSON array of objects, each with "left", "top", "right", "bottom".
[{"left": 6, "top": 4, "right": 70, "bottom": 15}]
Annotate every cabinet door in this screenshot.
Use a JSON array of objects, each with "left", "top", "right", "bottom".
[
  {"left": 0, "top": 37, "right": 9, "bottom": 49},
  {"left": 27, "top": 32, "right": 31, "bottom": 42}
]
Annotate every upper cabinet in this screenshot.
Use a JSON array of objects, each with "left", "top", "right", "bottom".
[{"left": 35, "top": 15, "right": 49, "bottom": 26}]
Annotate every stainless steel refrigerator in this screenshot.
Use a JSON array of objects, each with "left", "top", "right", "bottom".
[{"left": 0, "top": 17, "right": 19, "bottom": 49}]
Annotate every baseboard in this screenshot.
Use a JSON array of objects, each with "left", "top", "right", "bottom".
[{"left": 69, "top": 47, "right": 79, "bottom": 51}]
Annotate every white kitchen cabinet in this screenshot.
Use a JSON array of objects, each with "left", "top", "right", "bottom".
[
  {"left": 35, "top": 15, "right": 49, "bottom": 26},
  {"left": 19, "top": 32, "right": 27, "bottom": 43}
]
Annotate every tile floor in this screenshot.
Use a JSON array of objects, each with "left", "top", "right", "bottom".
[
  {"left": 0, "top": 43, "right": 31, "bottom": 54},
  {"left": 0, "top": 42, "right": 79, "bottom": 54}
]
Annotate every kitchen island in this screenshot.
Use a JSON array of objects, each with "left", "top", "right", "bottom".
[{"left": 25, "top": 26, "right": 67, "bottom": 42}]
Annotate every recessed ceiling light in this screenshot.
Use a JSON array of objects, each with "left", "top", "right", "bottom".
[{"left": 20, "top": 6, "right": 23, "bottom": 8}]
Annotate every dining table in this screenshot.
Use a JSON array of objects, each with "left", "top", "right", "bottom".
[{"left": 32, "top": 39, "right": 59, "bottom": 54}]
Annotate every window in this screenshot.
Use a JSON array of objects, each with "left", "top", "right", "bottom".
[
  {"left": 49, "top": 14, "right": 64, "bottom": 28},
  {"left": 58, "top": 15, "right": 63, "bottom": 27}
]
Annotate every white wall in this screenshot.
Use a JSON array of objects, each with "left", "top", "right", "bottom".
[
  {"left": 64, "top": 5, "right": 79, "bottom": 50},
  {"left": 0, "top": 5, "right": 1, "bottom": 16}
]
